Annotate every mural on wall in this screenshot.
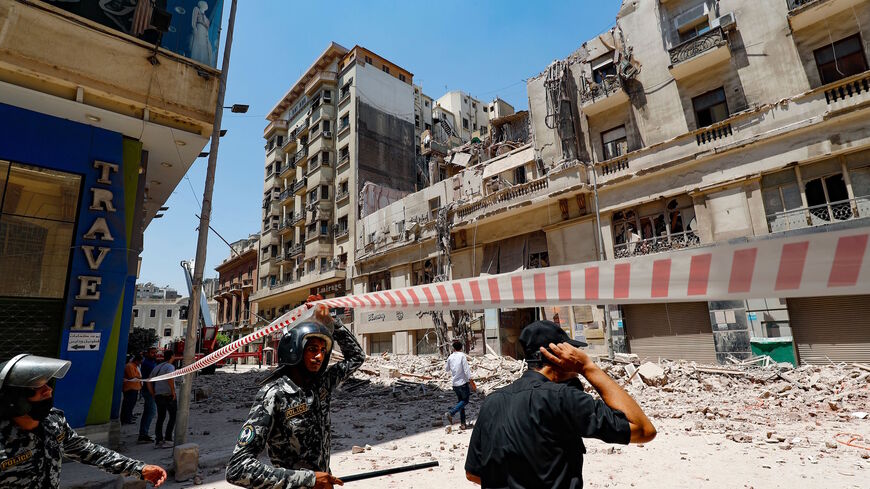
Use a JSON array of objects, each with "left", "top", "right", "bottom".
[{"left": 46, "top": 0, "right": 224, "bottom": 68}]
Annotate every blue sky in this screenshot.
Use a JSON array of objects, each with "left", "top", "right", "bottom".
[{"left": 140, "top": 0, "right": 620, "bottom": 293}]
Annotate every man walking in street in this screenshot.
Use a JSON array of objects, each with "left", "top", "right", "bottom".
[
  {"left": 465, "top": 320, "right": 657, "bottom": 488},
  {"left": 0, "top": 354, "right": 167, "bottom": 487},
  {"left": 121, "top": 354, "right": 142, "bottom": 424},
  {"left": 138, "top": 347, "right": 158, "bottom": 443},
  {"left": 445, "top": 340, "right": 474, "bottom": 430},
  {"left": 225, "top": 300, "right": 365, "bottom": 489},
  {"left": 147, "top": 350, "right": 176, "bottom": 448}
]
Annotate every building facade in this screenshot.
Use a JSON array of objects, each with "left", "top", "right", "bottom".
[
  {"left": 251, "top": 43, "right": 418, "bottom": 325},
  {"left": 130, "top": 296, "right": 218, "bottom": 350},
  {"left": 0, "top": 0, "right": 221, "bottom": 428},
  {"left": 213, "top": 233, "right": 262, "bottom": 363},
  {"left": 352, "top": 0, "right": 870, "bottom": 364}
]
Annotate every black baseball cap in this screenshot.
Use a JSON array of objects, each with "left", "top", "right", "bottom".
[{"left": 519, "top": 320, "right": 587, "bottom": 359}]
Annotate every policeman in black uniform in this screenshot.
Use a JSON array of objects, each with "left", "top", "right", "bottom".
[
  {"left": 0, "top": 354, "right": 167, "bottom": 488},
  {"left": 226, "top": 303, "right": 365, "bottom": 489}
]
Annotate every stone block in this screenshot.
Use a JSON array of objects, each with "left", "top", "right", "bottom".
[
  {"left": 637, "top": 362, "right": 667, "bottom": 386},
  {"left": 173, "top": 443, "right": 199, "bottom": 482},
  {"left": 380, "top": 366, "right": 400, "bottom": 378}
]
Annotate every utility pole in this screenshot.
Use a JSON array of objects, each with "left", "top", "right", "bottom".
[
  {"left": 589, "top": 164, "right": 615, "bottom": 358},
  {"left": 175, "top": 0, "right": 238, "bottom": 445}
]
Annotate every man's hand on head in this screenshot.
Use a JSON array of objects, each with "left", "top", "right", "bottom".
[{"left": 539, "top": 343, "right": 595, "bottom": 374}]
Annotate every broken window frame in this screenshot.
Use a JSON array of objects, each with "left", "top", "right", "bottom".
[
  {"left": 692, "top": 87, "right": 729, "bottom": 128},
  {"left": 601, "top": 125, "right": 628, "bottom": 161},
  {"left": 611, "top": 200, "right": 698, "bottom": 258}
]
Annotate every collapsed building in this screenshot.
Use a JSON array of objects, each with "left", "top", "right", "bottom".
[{"left": 351, "top": 0, "right": 870, "bottom": 364}]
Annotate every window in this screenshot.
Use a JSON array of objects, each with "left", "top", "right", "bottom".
[
  {"left": 399, "top": 73, "right": 406, "bottom": 82},
  {"left": 462, "top": 118, "right": 469, "bottom": 129},
  {"left": 368, "top": 271, "right": 391, "bottom": 292},
  {"left": 481, "top": 126, "right": 488, "bottom": 135},
  {"left": 133, "top": 309, "right": 139, "bottom": 318},
  {"left": 528, "top": 252, "right": 549, "bottom": 269},
  {"left": 611, "top": 200, "right": 698, "bottom": 257},
  {"left": 320, "top": 257, "right": 328, "bottom": 270},
  {"left": 322, "top": 89, "right": 332, "bottom": 99},
  {"left": 321, "top": 120, "right": 330, "bottom": 131},
  {"left": 415, "top": 114, "right": 420, "bottom": 128},
  {"left": 428, "top": 197, "right": 441, "bottom": 219},
  {"left": 514, "top": 166, "right": 527, "bottom": 184},
  {"left": 163, "top": 328, "right": 172, "bottom": 337},
  {"left": 340, "top": 114, "right": 350, "bottom": 130},
  {"left": 592, "top": 59, "right": 617, "bottom": 84},
  {"left": 814, "top": 34, "right": 868, "bottom": 85},
  {"left": 678, "top": 18, "right": 710, "bottom": 43},
  {"left": 424, "top": 100, "right": 430, "bottom": 108},
  {"left": 320, "top": 152, "right": 330, "bottom": 165},
  {"left": 601, "top": 125, "right": 628, "bottom": 160},
  {"left": 320, "top": 220, "right": 329, "bottom": 235},
  {"left": 150, "top": 309, "right": 156, "bottom": 318},
  {"left": 320, "top": 185, "right": 329, "bottom": 200},
  {"left": 307, "top": 222, "right": 316, "bottom": 237},
  {"left": 692, "top": 88, "right": 729, "bottom": 128},
  {"left": 382, "top": 65, "right": 390, "bottom": 74},
  {"left": 338, "top": 253, "right": 347, "bottom": 268},
  {"left": 340, "top": 79, "right": 352, "bottom": 99},
  {"left": 339, "top": 147, "right": 349, "bottom": 161},
  {"left": 307, "top": 191, "right": 317, "bottom": 205},
  {"left": 369, "top": 332, "right": 393, "bottom": 354},
  {"left": 804, "top": 173, "right": 851, "bottom": 222},
  {"left": 473, "top": 123, "right": 477, "bottom": 131},
  {"left": 0, "top": 162, "right": 80, "bottom": 298},
  {"left": 277, "top": 136, "right": 283, "bottom": 146},
  {"left": 472, "top": 102, "right": 477, "bottom": 109},
  {"left": 412, "top": 260, "right": 435, "bottom": 285},
  {"left": 483, "top": 106, "right": 489, "bottom": 113},
  {"left": 364, "top": 55, "right": 372, "bottom": 64},
  {"left": 337, "top": 216, "right": 348, "bottom": 233},
  {"left": 339, "top": 181, "right": 349, "bottom": 195},
  {"left": 166, "top": 309, "right": 172, "bottom": 318},
  {"left": 307, "top": 260, "right": 316, "bottom": 273}
]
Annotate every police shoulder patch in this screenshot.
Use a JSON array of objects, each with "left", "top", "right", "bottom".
[{"left": 237, "top": 424, "right": 256, "bottom": 447}]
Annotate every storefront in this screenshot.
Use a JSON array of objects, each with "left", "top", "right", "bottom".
[
  {"left": 622, "top": 302, "right": 717, "bottom": 364},
  {"left": 0, "top": 104, "right": 143, "bottom": 428},
  {"left": 787, "top": 295, "right": 870, "bottom": 364}
]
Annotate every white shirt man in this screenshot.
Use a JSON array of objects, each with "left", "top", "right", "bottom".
[{"left": 445, "top": 340, "right": 474, "bottom": 429}]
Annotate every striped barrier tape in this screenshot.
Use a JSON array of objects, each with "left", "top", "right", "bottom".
[{"left": 150, "top": 225, "right": 870, "bottom": 381}]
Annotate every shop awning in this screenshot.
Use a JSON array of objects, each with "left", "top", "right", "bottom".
[{"left": 482, "top": 145, "right": 534, "bottom": 179}]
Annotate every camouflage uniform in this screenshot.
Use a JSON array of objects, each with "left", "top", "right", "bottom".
[
  {"left": 226, "top": 321, "right": 365, "bottom": 488},
  {"left": 0, "top": 408, "right": 145, "bottom": 488}
]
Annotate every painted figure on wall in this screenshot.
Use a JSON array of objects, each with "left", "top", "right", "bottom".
[{"left": 189, "top": 1, "right": 212, "bottom": 66}]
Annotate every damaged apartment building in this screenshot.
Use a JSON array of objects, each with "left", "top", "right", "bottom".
[{"left": 351, "top": 0, "right": 870, "bottom": 364}]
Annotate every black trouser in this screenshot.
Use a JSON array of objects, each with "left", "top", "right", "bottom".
[
  {"left": 120, "top": 389, "right": 139, "bottom": 424},
  {"left": 449, "top": 383, "right": 471, "bottom": 425},
  {"left": 154, "top": 394, "right": 177, "bottom": 442}
]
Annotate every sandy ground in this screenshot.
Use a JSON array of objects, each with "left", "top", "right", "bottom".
[{"left": 60, "top": 361, "right": 870, "bottom": 489}]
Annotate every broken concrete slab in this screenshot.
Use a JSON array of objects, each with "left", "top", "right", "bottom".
[{"left": 637, "top": 362, "right": 667, "bottom": 386}]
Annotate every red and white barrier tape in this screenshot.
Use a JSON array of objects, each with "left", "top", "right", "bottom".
[
  {"left": 146, "top": 304, "right": 314, "bottom": 382},
  {"left": 150, "top": 225, "right": 869, "bottom": 380}
]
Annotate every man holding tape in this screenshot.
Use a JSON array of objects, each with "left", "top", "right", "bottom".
[
  {"left": 226, "top": 299, "right": 365, "bottom": 489},
  {"left": 0, "top": 354, "right": 167, "bottom": 487}
]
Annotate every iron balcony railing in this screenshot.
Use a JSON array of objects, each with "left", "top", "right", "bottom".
[
  {"left": 335, "top": 189, "right": 350, "bottom": 202},
  {"left": 580, "top": 75, "right": 623, "bottom": 105},
  {"left": 766, "top": 197, "right": 870, "bottom": 233},
  {"left": 336, "top": 227, "right": 349, "bottom": 239},
  {"left": 291, "top": 212, "right": 305, "bottom": 225},
  {"left": 786, "top": 0, "right": 820, "bottom": 10},
  {"left": 668, "top": 26, "right": 727, "bottom": 66},
  {"left": 289, "top": 243, "right": 304, "bottom": 257},
  {"left": 292, "top": 177, "right": 308, "bottom": 194},
  {"left": 614, "top": 230, "right": 702, "bottom": 259},
  {"left": 456, "top": 178, "right": 549, "bottom": 220}
]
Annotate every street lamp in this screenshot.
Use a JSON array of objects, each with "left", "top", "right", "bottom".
[{"left": 225, "top": 104, "right": 249, "bottom": 114}]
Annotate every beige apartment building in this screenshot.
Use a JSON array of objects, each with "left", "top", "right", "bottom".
[
  {"left": 251, "top": 43, "right": 419, "bottom": 323},
  {"left": 352, "top": 0, "right": 870, "bottom": 364},
  {"left": 435, "top": 91, "right": 515, "bottom": 142}
]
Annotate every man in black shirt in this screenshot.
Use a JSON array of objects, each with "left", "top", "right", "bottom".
[{"left": 465, "top": 321, "right": 656, "bottom": 488}]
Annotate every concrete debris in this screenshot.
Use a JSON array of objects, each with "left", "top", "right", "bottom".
[
  {"left": 172, "top": 443, "right": 199, "bottom": 482},
  {"left": 637, "top": 362, "right": 667, "bottom": 386}
]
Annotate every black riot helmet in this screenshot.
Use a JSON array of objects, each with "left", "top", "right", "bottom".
[
  {"left": 0, "top": 354, "right": 71, "bottom": 419},
  {"left": 277, "top": 321, "right": 334, "bottom": 375}
]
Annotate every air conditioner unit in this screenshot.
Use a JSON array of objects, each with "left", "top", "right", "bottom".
[
  {"left": 712, "top": 11, "right": 736, "bottom": 31},
  {"left": 673, "top": 3, "right": 709, "bottom": 31},
  {"left": 323, "top": 131, "right": 333, "bottom": 139}
]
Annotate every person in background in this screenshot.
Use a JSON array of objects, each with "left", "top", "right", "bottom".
[
  {"left": 465, "top": 320, "right": 657, "bottom": 488},
  {"left": 138, "top": 347, "right": 158, "bottom": 443},
  {"left": 445, "top": 340, "right": 475, "bottom": 430},
  {"left": 0, "top": 354, "right": 167, "bottom": 487},
  {"left": 121, "top": 354, "right": 142, "bottom": 424},
  {"left": 147, "top": 350, "right": 176, "bottom": 448}
]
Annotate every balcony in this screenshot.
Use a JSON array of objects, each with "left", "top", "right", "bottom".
[
  {"left": 305, "top": 71, "right": 338, "bottom": 95},
  {"left": 263, "top": 119, "right": 289, "bottom": 140},
  {"left": 336, "top": 154, "right": 351, "bottom": 173},
  {"left": 278, "top": 216, "right": 294, "bottom": 234},
  {"left": 580, "top": 76, "right": 629, "bottom": 116},
  {"left": 289, "top": 243, "right": 304, "bottom": 257},
  {"left": 292, "top": 212, "right": 306, "bottom": 227},
  {"left": 766, "top": 197, "right": 870, "bottom": 234},
  {"left": 242, "top": 279, "right": 254, "bottom": 291},
  {"left": 614, "top": 230, "right": 702, "bottom": 259},
  {"left": 336, "top": 227, "right": 349, "bottom": 240},
  {"left": 456, "top": 177, "right": 549, "bottom": 221},
  {"left": 588, "top": 69, "right": 870, "bottom": 187},
  {"left": 279, "top": 160, "right": 297, "bottom": 179},
  {"left": 295, "top": 147, "right": 309, "bottom": 168},
  {"left": 230, "top": 282, "right": 242, "bottom": 295},
  {"left": 293, "top": 177, "right": 308, "bottom": 195},
  {"left": 281, "top": 135, "right": 298, "bottom": 154},
  {"left": 336, "top": 188, "right": 350, "bottom": 204},
  {"left": 278, "top": 188, "right": 293, "bottom": 204},
  {"left": 668, "top": 27, "right": 730, "bottom": 80},
  {"left": 787, "top": 0, "right": 864, "bottom": 31}
]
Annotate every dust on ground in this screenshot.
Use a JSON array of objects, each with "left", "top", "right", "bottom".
[{"left": 61, "top": 355, "right": 870, "bottom": 488}]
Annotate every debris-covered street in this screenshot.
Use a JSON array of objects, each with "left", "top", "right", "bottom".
[{"left": 62, "top": 356, "right": 869, "bottom": 488}]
